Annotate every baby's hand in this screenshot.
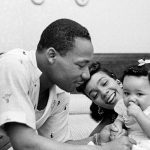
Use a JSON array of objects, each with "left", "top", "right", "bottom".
[
  {"left": 127, "top": 102, "right": 142, "bottom": 117},
  {"left": 110, "top": 122, "right": 123, "bottom": 140}
]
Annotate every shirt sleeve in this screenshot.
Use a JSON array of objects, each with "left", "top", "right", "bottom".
[{"left": 0, "top": 58, "right": 36, "bottom": 129}]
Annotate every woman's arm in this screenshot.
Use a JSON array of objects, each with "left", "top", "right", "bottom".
[
  {"left": 5, "top": 122, "right": 100, "bottom": 150},
  {"left": 110, "top": 118, "right": 124, "bottom": 140},
  {"left": 5, "top": 122, "right": 134, "bottom": 150},
  {"left": 90, "top": 117, "right": 113, "bottom": 136}
]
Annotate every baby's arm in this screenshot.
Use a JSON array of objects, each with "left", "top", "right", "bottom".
[
  {"left": 127, "top": 102, "right": 150, "bottom": 138},
  {"left": 136, "top": 113, "right": 150, "bottom": 138}
]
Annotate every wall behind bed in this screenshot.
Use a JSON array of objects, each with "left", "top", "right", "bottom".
[
  {"left": 0, "top": 0, "right": 150, "bottom": 53},
  {"left": 93, "top": 53, "right": 150, "bottom": 80}
]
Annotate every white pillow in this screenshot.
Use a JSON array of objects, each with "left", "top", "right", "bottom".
[{"left": 69, "top": 94, "right": 92, "bottom": 114}]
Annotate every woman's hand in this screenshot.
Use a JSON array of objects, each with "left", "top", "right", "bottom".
[
  {"left": 93, "top": 123, "right": 127, "bottom": 144},
  {"left": 93, "top": 124, "right": 112, "bottom": 145},
  {"left": 110, "top": 121, "right": 124, "bottom": 140}
]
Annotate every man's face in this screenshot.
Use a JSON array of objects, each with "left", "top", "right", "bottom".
[{"left": 51, "top": 37, "right": 94, "bottom": 92}]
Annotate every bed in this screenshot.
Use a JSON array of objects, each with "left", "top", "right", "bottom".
[{"left": 1, "top": 53, "right": 150, "bottom": 149}]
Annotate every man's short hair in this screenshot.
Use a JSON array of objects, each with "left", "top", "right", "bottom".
[{"left": 37, "top": 18, "right": 91, "bottom": 56}]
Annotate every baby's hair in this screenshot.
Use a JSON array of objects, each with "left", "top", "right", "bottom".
[{"left": 121, "top": 64, "right": 150, "bottom": 83}]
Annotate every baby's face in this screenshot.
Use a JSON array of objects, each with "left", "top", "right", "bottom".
[{"left": 123, "top": 75, "right": 150, "bottom": 110}]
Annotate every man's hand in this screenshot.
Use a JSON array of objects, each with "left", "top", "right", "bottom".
[{"left": 100, "top": 136, "right": 136, "bottom": 150}]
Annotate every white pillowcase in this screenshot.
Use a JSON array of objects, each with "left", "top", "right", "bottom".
[{"left": 69, "top": 94, "right": 92, "bottom": 114}]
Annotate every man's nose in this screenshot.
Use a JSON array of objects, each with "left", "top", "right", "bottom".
[{"left": 82, "top": 67, "right": 90, "bottom": 80}]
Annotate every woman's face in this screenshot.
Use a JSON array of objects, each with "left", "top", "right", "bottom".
[{"left": 84, "top": 71, "right": 123, "bottom": 110}]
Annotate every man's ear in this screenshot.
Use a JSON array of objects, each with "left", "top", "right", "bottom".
[{"left": 46, "top": 47, "right": 57, "bottom": 64}]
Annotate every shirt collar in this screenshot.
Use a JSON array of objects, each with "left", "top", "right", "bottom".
[
  {"left": 56, "top": 86, "right": 66, "bottom": 94},
  {"left": 28, "top": 50, "right": 42, "bottom": 81}
]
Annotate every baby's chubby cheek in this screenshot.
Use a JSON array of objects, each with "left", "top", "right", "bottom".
[{"left": 123, "top": 99, "right": 128, "bottom": 107}]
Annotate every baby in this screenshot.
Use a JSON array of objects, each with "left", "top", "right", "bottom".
[{"left": 111, "top": 59, "right": 150, "bottom": 150}]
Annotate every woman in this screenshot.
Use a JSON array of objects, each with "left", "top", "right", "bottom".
[
  {"left": 76, "top": 61, "right": 137, "bottom": 148},
  {"left": 77, "top": 61, "right": 123, "bottom": 135}
]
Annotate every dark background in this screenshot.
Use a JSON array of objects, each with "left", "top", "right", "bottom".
[{"left": 92, "top": 53, "right": 150, "bottom": 80}]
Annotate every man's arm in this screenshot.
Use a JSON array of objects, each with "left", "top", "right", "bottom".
[
  {"left": 5, "top": 122, "right": 134, "bottom": 150},
  {"left": 66, "top": 136, "right": 95, "bottom": 145},
  {"left": 5, "top": 122, "right": 100, "bottom": 150},
  {"left": 67, "top": 134, "right": 134, "bottom": 150},
  {"left": 90, "top": 117, "right": 113, "bottom": 136}
]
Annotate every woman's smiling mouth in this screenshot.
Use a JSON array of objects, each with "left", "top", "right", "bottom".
[{"left": 106, "top": 92, "right": 116, "bottom": 104}]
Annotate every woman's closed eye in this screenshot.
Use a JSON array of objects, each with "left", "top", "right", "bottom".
[
  {"left": 100, "top": 80, "right": 108, "bottom": 87},
  {"left": 102, "top": 81, "right": 107, "bottom": 86}
]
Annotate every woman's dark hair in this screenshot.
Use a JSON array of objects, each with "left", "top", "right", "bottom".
[
  {"left": 90, "top": 102, "right": 118, "bottom": 123},
  {"left": 76, "top": 61, "right": 117, "bottom": 94},
  {"left": 77, "top": 61, "right": 118, "bottom": 122}
]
